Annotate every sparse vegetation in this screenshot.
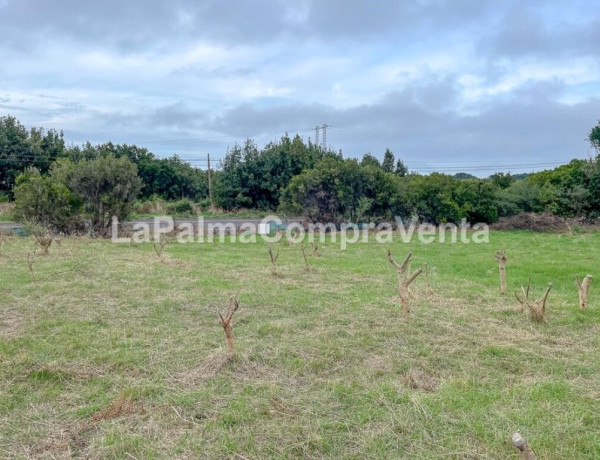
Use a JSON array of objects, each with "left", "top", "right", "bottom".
[
  {"left": 24, "top": 221, "right": 53, "bottom": 255},
  {"left": 1, "top": 231, "right": 600, "bottom": 458},
  {"left": 495, "top": 249, "right": 508, "bottom": 294},
  {"left": 267, "top": 243, "right": 279, "bottom": 275},
  {"left": 153, "top": 236, "right": 169, "bottom": 259}
]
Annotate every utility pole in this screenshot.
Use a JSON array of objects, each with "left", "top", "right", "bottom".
[
  {"left": 207, "top": 153, "right": 213, "bottom": 209},
  {"left": 321, "top": 123, "right": 328, "bottom": 150},
  {"left": 314, "top": 125, "right": 320, "bottom": 147}
]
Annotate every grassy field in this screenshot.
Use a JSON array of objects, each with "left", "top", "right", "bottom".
[{"left": 1, "top": 230, "right": 599, "bottom": 458}]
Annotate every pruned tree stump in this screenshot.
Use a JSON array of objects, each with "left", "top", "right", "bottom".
[
  {"left": 217, "top": 296, "right": 240, "bottom": 354},
  {"left": 387, "top": 250, "right": 423, "bottom": 314},
  {"left": 495, "top": 250, "right": 508, "bottom": 295},
  {"left": 268, "top": 244, "right": 279, "bottom": 275},
  {"left": 515, "top": 278, "right": 552, "bottom": 322},
  {"left": 511, "top": 432, "right": 536, "bottom": 459},
  {"left": 576, "top": 274, "right": 593, "bottom": 311}
]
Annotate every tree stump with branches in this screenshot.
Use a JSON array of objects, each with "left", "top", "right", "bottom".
[
  {"left": 268, "top": 244, "right": 279, "bottom": 275},
  {"left": 300, "top": 243, "right": 310, "bottom": 273},
  {"left": 495, "top": 250, "right": 508, "bottom": 295},
  {"left": 576, "top": 274, "right": 593, "bottom": 311},
  {"left": 217, "top": 297, "right": 240, "bottom": 354},
  {"left": 515, "top": 278, "right": 552, "bottom": 322},
  {"left": 387, "top": 250, "right": 423, "bottom": 314}
]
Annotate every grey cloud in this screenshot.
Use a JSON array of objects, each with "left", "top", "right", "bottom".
[
  {"left": 2, "top": 0, "right": 596, "bottom": 64},
  {"left": 171, "top": 65, "right": 258, "bottom": 79},
  {"left": 209, "top": 80, "right": 598, "bottom": 167},
  {"left": 84, "top": 102, "right": 206, "bottom": 133},
  {"left": 302, "top": 0, "right": 493, "bottom": 41},
  {"left": 149, "top": 102, "right": 206, "bottom": 130},
  {"left": 0, "top": 0, "right": 293, "bottom": 51},
  {"left": 0, "top": 0, "right": 512, "bottom": 52},
  {"left": 211, "top": 78, "right": 459, "bottom": 138},
  {"left": 480, "top": 5, "right": 600, "bottom": 60}
]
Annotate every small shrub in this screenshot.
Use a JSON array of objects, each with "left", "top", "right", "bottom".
[
  {"left": 166, "top": 199, "right": 196, "bottom": 216},
  {"left": 198, "top": 198, "right": 212, "bottom": 211},
  {"left": 24, "top": 221, "right": 53, "bottom": 255},
  {"left": 13, "top": 169, "right": 84, "bottom": 234},
  {"left": 135, "top": 195, "right": 166, "bottom": 214}
]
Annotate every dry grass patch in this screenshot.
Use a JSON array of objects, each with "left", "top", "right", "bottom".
[
  {"left": 0, "top": 308, "right": 24, "bottom": 338},
  {"left": 91, "top": 390, "right": 145, "bottom": 423},
  {"left": 404, "top": 369, "right": 439, "bottom": 392},
  {"left": 176, "top": 352, "right": 233, "bottom": 385}
]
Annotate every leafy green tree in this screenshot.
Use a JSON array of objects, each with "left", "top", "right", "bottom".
[
  {"left": 395, "top": 158, "right": 408, "bottom": 177},
  {"left": 214, "top": 135, "right": 328, "bottom": 210},
  {"left": 589, "top": 120, "right": 600, "bottom": 152},
  {"left": 13, "top": 168, "right": 83, "bottom": 233},
  {"left": 213, "top": 142, "right": 252, "bottom": 210},
  {"left": 279, "top": 157, "right": 369, "bottom": 223},
  {"left": 0, "top": 116, "right": 67, "bottom": 196},
  {"left": 454, "top": 179, "right": 499, "bottom": 223},
  {"left": 489, "top": 172, "right": 514, "bottom": 189},
  {"left": 528, "top": 159, "right": 590, "bottom": 216},
  {"left": 400, "top": 173, "right": 493, "bottom": 224},
  {"left": 382, "top": 149, "right": 395, "bottom": 173},
  {"left": 67, "top": 142, "right": 207, "bottom": 201},
  {"left": 0, "top": 116, "right": 28, "bottom": 194},
  {"left": 360, "top": 166, "right": 404, "bottom": 219},
  {"left": 494, "top": 180, "right": 542, "bottom": 217},
  {"left": 453, "top": 172, "right": 477, "bottom": 180},
  {"left": 360, "top": 153, "right": 380, "bottom": 169},
  {"left": 585, "top": 156, "right": 600, "bottom": 216},
  {"left": 139, "top": 155, "right": 207, "bottom": 200},
  {"left": 62, "top": 155, "right": 142, "bottom": 231}
]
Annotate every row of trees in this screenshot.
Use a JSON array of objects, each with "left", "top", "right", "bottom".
[
  {"left": 213, "top": 126, "right": 600, "bottom": 224},
  {"left": 3, "top": 114, "right": 600, "bottom": 233},
  {"left": 0, "top": 116, "right": 207, "bottom": 202}
]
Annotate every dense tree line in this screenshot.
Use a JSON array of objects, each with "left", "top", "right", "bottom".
[
  {"left": 0, "top": 116, "right": 207, "bottom": 203},
  {"left": 2, "top": 114, "right": 600, "bottom": 232},
  {"left": 216, "top": 123, "right": 600, "bottom": 224}
]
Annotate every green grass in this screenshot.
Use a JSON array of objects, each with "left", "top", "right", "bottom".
[{"left": 1, "top": 231, "right": 599, "bottom": 458}]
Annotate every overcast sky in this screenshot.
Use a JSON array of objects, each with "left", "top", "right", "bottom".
[{"left": 1, "top": 0, "right": 599, "bottom": 175}]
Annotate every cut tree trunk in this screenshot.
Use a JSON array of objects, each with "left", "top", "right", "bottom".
[
  {"left": 495, "top": 250, "right": 507, "bottom": 295},
  {"left": 511, "top": 432, "right": 536, "bottom": 460},
  {"left": 576, "top": 274, "right": 593, "bottom": 311}
]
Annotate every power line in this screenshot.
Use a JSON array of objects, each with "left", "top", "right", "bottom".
[{"left": 0, "top": 155, "right": 574, "bottom": 173}]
